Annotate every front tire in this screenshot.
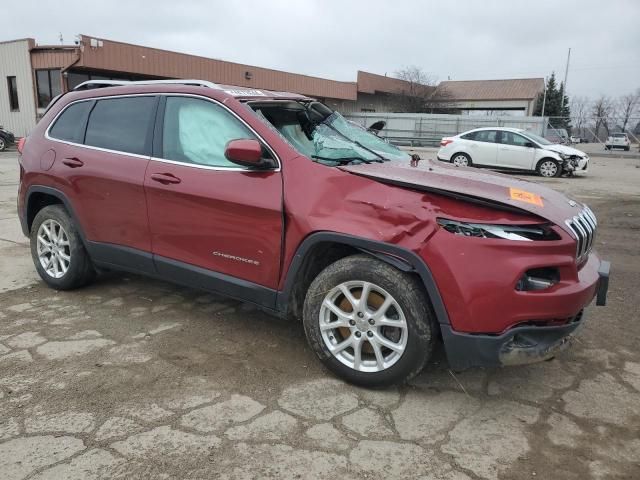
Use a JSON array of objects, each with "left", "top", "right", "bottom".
[
  {"left": 303, "top": 254, "right": 436, "bottom": 387},
  {"left": 537, "top": 158, "right": 561, "bottom": 177},
  {"left": 0, "top": 138, "right": 5, "bottom": 152},
  {"left": 30, "top": 205, "right": 95, "bottom": 290},
  {"left": 450, "top": 152, "right": 471, "bottom": 167}
]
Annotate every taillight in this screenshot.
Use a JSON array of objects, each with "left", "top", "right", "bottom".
[
  {"left": 17, "top": 137, "right": 26, "bottom": 154},
  {"left": 440, "top": 139, "right": 453, "bottom": 147}
]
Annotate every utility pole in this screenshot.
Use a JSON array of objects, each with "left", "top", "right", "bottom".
[
  {"left": 541, "top": 77, "right": 547, "bottom": 116},
  {"left": 560, "top": 47, "right": 571, "bottom": 111}
]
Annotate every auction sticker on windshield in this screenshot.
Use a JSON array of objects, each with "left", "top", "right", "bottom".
[{"left": 509, "top": 188, "right": 544, "bottom": 207}]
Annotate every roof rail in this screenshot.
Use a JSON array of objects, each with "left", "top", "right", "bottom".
[{"left": 72, "top": 79, "right": 223, "bottom": 91}]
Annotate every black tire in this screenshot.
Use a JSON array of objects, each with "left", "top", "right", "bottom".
[
  {"left": 450, "top": 152, "right": 472, "bottom": 167},
  {"left": 0, "top": 138, "right": 6, "bottom": 152},
  {"left": 536, "top": 158, "right": 562, "bottom": 178},
  {"left": 30, "top": 205, "right": 95, "bottom": 290},
  {"left": 625, "top": 146, "right": 630, "bottom": 151},
  {"left": 303, "top": 254, "right": 436, "bottom": 387}
]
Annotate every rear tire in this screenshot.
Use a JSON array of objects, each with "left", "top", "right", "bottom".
[
  {"left": 537, "top": 158, "right": 561, "bottom": 178},
  {"left": 302, "top": 254, "right": 436, "bottom": 387},
  {"left": 450, "top": 152, "right": 471, "bottom": 167},
  {"left": 30, "top": 205, "right": 95, "bottom": 290}
]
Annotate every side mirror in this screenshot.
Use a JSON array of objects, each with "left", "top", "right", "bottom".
[
  {"left": 524, "top": 141, "right": 535, "bottom": 148},
  {"left": 224, "top": 139, "right": 271, "bottom": 168}
]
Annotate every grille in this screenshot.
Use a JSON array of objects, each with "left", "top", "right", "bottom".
[{"left": 565, "top": 206, "right": 597, "bottom": 262}]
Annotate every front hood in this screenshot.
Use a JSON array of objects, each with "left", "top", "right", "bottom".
[
  {"left": 542, "top": 144, "right": 587, "bottom": 157},
  {"left": 339, "top": 160, "right": 585, "bottom": 232}
]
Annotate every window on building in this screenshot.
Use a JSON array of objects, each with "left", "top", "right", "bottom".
[
  {"left": 49, "top": 101, "right": 94, "bottom": 144},
  {"left": 36, "top": 69, "right": 62, "bottom": 108},
  {"left": 85, "top": 96, "right": 157, "bottom": 155},
  {"left": 162, "top": 96, "right": 258, "bottom": 168},
  {"left": 7, "top": 76, "right": 19, "bottom": 111},
  {"left": 67, "top": 72, "right": 90, "bottom": 90}
]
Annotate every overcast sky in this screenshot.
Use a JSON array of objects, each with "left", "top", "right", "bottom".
[{"left": 4, "top": 0, "right": 639, "bottom": 98}]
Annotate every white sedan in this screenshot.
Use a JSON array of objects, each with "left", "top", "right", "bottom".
[{"left": 437, "top": 127, "right": 589, "bottom": 177}]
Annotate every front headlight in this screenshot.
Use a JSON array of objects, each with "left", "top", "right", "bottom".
[
  {"left": 559, "top": 153, "right": 570, "bottom": 160},
  {"left": 437, "top": 218, "right": 560, "bottom": 241}
]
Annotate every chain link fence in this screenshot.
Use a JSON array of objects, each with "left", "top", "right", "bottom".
[
  {"left": 547, "top": 116, "right": 640, "bottom": 146},
  {"left": 344, "top": 112, "right": 640, "bottom": 149},
  {"left": 343, "top": 112, "right": 546, "bottom": 147}
]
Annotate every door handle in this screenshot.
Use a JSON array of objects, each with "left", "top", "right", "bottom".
[
  {"left": 62, "top": 157, "right": 84, "bottom": 168},
  {"left": 150, "top": 173, "right": 181, "bottom": 185}
]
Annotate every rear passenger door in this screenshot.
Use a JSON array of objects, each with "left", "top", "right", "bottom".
[
  {"left": 144, "top": 95, "right": 283, "bottom": 302},
  {"left": 467, "top": 130, "right": 499, "bottom": 166},
  {"left": 48, "top": 95, "right": 158, "bottom": 272}
]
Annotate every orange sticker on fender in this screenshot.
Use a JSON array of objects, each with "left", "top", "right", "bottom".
[{"left": 509, "top": 188, "right": 544, "bottom": 207}]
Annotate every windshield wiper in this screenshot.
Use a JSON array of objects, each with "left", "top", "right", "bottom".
[{"left": 311, "top": 155, "right": 376, "bottom": 165}]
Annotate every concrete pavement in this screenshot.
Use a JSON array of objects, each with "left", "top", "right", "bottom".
[{"left": 1, "top": 151, "right": 639, "bottom": 479}]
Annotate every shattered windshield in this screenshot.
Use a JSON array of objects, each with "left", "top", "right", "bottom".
[
  {"left": 250, "top": 102, "right": 411, "bottom": 165},
  {"left": 322, "top": 112, "right": 410, "bottom": 162}
]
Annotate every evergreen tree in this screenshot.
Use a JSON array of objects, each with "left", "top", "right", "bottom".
[{"left": 533, "top": 73, "right": 571, "bottom": 131}]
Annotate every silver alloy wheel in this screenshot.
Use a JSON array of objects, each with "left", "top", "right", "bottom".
[
  {"left": 319, "top": 280, "right": 408, "bottom": 373},
  {"left": 539, "top": 160, "right": 558, "bottom": 177},
  {"left": 0, "top": 138, "right": 5, "bottom": 151},
  {"left": 452, "top": 154, "right": 469, "bottom": 167},
  {"left": 36, "top": 219, "right": 71, "bottom": 279}
]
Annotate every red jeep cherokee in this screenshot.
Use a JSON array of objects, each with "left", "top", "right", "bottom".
[{"left": 17, "top": 80, "right": 609, "bottom": 386}]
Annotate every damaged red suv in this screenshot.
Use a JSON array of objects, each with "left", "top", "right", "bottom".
[{"left": 17, "top": 80, "right": 610, "bottom": 386}]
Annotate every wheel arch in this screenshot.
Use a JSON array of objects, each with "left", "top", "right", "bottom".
[
  {"left": 277, "top": 232, "right": 450, "bottom": 326},
  {"left": 535, "top": 156, "right": 562, "bottom": 173},
  {"left": 24, "top": 186, "right": 87, "bottom": 243}
]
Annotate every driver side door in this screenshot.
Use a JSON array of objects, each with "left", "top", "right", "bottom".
[
  {"left": 144, "top": 95, "right": 283, "bottom": 305},
  {"left": 496, "top": 131, "right": 536, "bottom": 170}
]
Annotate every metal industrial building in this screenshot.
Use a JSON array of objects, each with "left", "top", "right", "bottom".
[
  {"left": 436, "top": 78, "right": 545, "bottom": 116},
  {"left": 1, "top": 34, "right": 544, "bottom": 136}
]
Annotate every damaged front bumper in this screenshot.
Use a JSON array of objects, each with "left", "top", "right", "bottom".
[
  {"left": 441, "top": 260, "right": 610, "bottom": 371},
  {"left": 441, "top": 314, "right": 584, "bottom": 370}
]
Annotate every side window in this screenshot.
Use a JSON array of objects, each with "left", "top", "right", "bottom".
[
  {"left": 85, "top": 97, "right": 156, "bottom": 155},
  {"left": 162, "top": 97, "right": 257, "bottom": 168},
  {"left": 475, "top": 130, "right": 498, "bottom": 143},
  {"left": 49, "top": 101, "right": 93, "bottom": 143},
  {"left": 461, "top": 132, "right": 476, "bottom": 140},
  {"left": 501, "top": 132, "right": 530, "bottom": 147}
]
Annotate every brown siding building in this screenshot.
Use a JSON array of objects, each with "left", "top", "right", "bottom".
[
  {"left": 1, "top": 34, "right": 544, "bottom": 136},
  {"left": 2, "top": 34, "right": 416, "bottom": 135}
]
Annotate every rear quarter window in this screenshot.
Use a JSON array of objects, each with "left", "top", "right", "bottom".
[
  {"left": 48, "top": 101, "right": 93, "bottom": 143},
  {"left": 84, "top": 96, "right": 157, "bottom": 155},
  {"left": 461, "top": 132, "right": 476, "bottom": 140}
]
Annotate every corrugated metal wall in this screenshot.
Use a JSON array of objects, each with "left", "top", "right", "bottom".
[
  {"left": 77, "top": 36, "right": 358, "bottom": 100},
  {"left": 31, "top": 48, "right": 77, "bottom": 70},
  {"left": 344, "top": 112, "right": 546, "bottom": 147},
  {"left": 0, "top": 39, "right": 37, "bottom": 137}
]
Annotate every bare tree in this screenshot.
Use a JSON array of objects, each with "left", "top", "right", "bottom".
[
  {"left": 394, "top": 66, "right": 453, "bottom": 113},
  {"left": 570, "top": 96, "right": 590, "bottom": 137},
  {"left": 592, "top": 96, "right": 614, "bottom": 140},
  {"left": 616, "top": 90, "right": 640, "bottom": 132}
]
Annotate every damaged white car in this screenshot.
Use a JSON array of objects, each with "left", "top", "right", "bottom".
[{"left": 438, "top": 127, "right": 589, "bottom": 177}]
